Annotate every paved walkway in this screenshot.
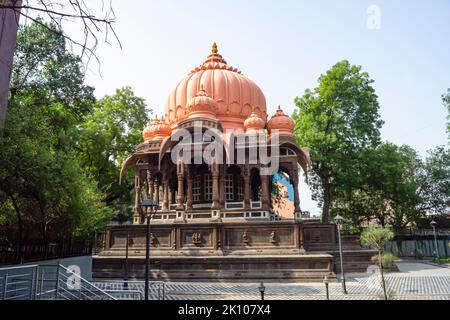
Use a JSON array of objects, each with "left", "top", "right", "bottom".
[{"left": 94, "top": 260, "right": 450, "bottom": 300}]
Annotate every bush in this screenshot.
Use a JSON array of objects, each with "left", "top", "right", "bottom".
[
  {"left": 432, "top": 257, "right": 450, "bottom": 263},
  {"left": 370, "top": 253, "right": 397, "bottom": 271}
]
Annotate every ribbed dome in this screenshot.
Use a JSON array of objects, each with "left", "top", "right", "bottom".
[
  {"left": 165, "top": 43, "right": 267, "bottom": 131},
  {"left": 187, "top": 86, "right": 217, "bottom": 120},
  {"left": 143, "top": 117, "right": 171, "bottom": 142},
  {"left": 143, "top": 122, "right": 154, "bottom": 142},
  {"left": 267, "top": 106, "right": 295, "bottom": 136},
  {"left": 244, "top": 110, "right": 265, "bottom": 134}
]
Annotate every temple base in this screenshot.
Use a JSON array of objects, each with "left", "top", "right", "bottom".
[
  {"left": 93, "top": 220, "right": 375, "bottom": 282},
  {"left": 93, "top": 254, "right": 334, "bottom": 282}
]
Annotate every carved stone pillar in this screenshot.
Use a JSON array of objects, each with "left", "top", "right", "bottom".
[
  {"left": 186, "top": 168, "right": 193, "bottom": 212},
  {"left": 176, "top": 161, "right": 184, "bottom": 211},
  {"left": 154, "top": 178, "right": 160, "bottom": 205},
  {"left": 243, "top": 166, "right": 251, "bottom": 210},
  {"left": 133, "top": 172, "right": 141, "bottom": 224},
  {"left": 162, "top": 176, "right": 169, "bottom": 211},
  {"left": 212, "top": 163, "right": 220, "bottom": 210},
  {"left": 218, "top": 165, "right": 224, "bottom": 207},
  {"left": 147, "top": 170, "right": 154, "bottom": 200},
  {"left": 260, "top": 173, "right": 270, "bottom": 211}
]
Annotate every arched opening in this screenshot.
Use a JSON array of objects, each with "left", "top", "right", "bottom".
[
  {"left": 191, "top": 163, "right": 213, "bottom": 204},
  {"left": 271, "top": 166, "right": 297, "bottom": 220},
  {"left": 250, "top": 167, "right": 261, "bottom": 202},
  {"left": 225, "top": 165, "right": 243, "bottom": 202}
]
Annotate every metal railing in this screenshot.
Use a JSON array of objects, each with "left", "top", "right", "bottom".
[
  {"left": 0, "top": 265, "right": 38, "bottom": 300},
  {"left": 0, "top": 264, "right": 116, "bottom": 300}
]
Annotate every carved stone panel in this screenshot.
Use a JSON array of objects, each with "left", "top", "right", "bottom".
[
  {"left": 180, "top": 228, "right": 214, "bottom": 249},
  {"left": 110, "top": 229, "right": 173, "bottom": 249},
  {"left": 303, "top": 226, "right": 333, "bottom": 244},
  {"left": 224, "top": 227, "right": 295, "bottom": 248}
]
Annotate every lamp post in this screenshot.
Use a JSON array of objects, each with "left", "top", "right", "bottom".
[
  {"left": 334, "top": 214, "right": 348, "bottom": 294},
  {"left": 123, "top": 232, "right": 129, "bottom": 290},
  {"left": 323, "top": 275, "right": 331, "bottom": 300},
  {"left": 430, "top": 219, "right": 439, "bottom": 260},
  {"left": 258, "top": 282, "right": 266, "bottom": 301},
  {"left": 140, "top": 199, "right": 158, "bottom": 301}
]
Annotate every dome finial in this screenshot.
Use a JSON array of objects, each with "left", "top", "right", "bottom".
[{"left": 212, "top": 42, "right": 218, "bottom": 54}]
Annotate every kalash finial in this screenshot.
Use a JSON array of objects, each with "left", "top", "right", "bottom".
[{"left": 212, "top": 42, "right": 218, "bottom": 54}]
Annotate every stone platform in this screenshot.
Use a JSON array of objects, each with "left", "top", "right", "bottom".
[{"left": 92, "top": 220, "right": 374, "bottom": 282}]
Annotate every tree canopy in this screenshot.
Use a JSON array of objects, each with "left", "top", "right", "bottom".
[
  {"left": 293, "top": 60, "right": 384, "bottom": 222},
  {"left": 0, "top": 19, "right": 148, "bottom": 253}
]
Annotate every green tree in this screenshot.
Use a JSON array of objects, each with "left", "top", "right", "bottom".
[
  {"left": 443, "top": 89, "right": 450, "bottom": 141},
  {"left": 360, "top": 227, "right": 394, "bottom": 300},
  {"left": 0, "top": 20, "right": 114, "bottom": 258},
  {"left": 334, "top": 143, "right": 422, "bottom": 231},
  {"left": 76, "top": 87, "right": 151, "bottom": 220},
  {"left": 293, "top": 60, "right": 383, "bottom": 222},
  {"left": 418, "top": 146, "right": 450, "bottom": 215},
  {"left": 10, "top": 18, "right": 95, "bottom": 116}
]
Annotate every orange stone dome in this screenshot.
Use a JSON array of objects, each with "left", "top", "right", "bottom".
[
  {"left": 143, "top": 117, "right": 171, "bottom": 142},
  {"left": 187, "top": 86, "right": 217, "bottom": 120},
  {"left": 143, "top": 122, "right": 154, "bottom": 142},
  {"left": 244, "top": 110, "right": 266, "bottom": 133},
  {"left": 165, "top": 43, "right": 267, "bottom": 131},
  {"left": 267, "top": 106, "right": 295, "bottom": 135}
]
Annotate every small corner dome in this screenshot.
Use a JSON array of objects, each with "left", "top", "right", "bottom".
[
  {"left": 187, "top": 87, "right": 217, "bottom": 120},
  {"left": 143, "top": 117, "right": 171, "bottom": 142},
  {"left": 267, "top": 106, "right": 295, "bottom": 135},
  {"left": 244, "top": 110, "right": 266, "bottom": 133}
]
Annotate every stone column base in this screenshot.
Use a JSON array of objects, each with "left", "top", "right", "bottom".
[
  {"left": 210, "top": 210, "right": 222, "bottom": 222},
  {"left": 175, "top": 211, "right": 186, "bottom": 223}
]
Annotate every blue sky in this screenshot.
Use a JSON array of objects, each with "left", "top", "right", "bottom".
[{"left": 77, "top": 0, "right": 450, "bottom": 215}]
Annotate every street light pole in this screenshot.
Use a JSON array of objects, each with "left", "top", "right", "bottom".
[
  {"left": 334, "top": 214, "right": 348, "bottom": 294},
  {"left": 430, "top": 220, "right": 439, "bottom": 260},
  {"left": 323, "top": 275, "right": 330, "bottom": 300},
  {"left": 144, "top": 212, "right": 151, "bottom": 300},
  {"left": 140, "top": 199, "right": 158, "bottom": 301},
  {"left": 124, "top": 232, "right": 129, "bottom": 290},
  {"left": 258, "top": 282, "right": 266, "bottom": 301}
]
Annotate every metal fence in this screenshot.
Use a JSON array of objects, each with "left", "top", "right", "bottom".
[
  {"left": 0, "top": 264, "right": 115, "bottom": 300},
  {"left": 0, "top": 242, "right": 94, "bottom": 266},
  {"left": 384, "top": 229, "right": 450, "bottom": 258}
]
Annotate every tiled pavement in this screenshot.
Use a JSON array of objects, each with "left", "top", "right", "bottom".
[{"left": 93, "top": 261, "right": 450, "bottom": 300}]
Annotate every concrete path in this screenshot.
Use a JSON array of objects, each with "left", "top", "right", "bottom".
[{"left": 93, "top": 260, "right": 450, "bottom": 300}]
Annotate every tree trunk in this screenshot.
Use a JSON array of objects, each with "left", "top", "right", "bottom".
[
  {"left": 379, "top": 250, "right": 388, "bottom": 300},
  {"left": 36, "top": 196, "right": 48, "bottom": 257},
  {"left": 322, "top": 182, "right": 331, "bottom": 222},
  {"left": 379, "top": 215, "right": 385, "bottom": 228},
  {"left": 7, "top": 191, "right": 23, "bottom": 264}
]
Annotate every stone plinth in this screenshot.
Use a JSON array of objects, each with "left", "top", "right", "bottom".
[{"left": 93, "top": 220, "right": 374, "bottom": 281}]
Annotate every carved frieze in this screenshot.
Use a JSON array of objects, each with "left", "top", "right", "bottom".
[
  {"left": 192, "top": 232, "right": 202, "bottom": 245},
  {"left": 243, "top": 230, "right": 250, "bottom": 245},
  {"left": 270, "top": 231, "right": 277, "bottom": 244}
]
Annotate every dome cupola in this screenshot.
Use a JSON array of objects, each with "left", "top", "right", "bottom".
[
  {"left": 187, "top": 86, "right": 217, "bottom": 120},
  {"left": 244, "top": 109, "right": 266, "bottom": 134},
  {"left": 143, "top": 121, "right": 155, "bottom": 142},
  {"left": 267, "top": 106, "right": 295, "bottom": 136},
  {"left": 151, "top": 117, "right": 171, "bottom": 141},
  {"left": 143, "top": 116, "right": 171, "bottom": 142},
  {"left": 166, "top": 43, "right": 267, "bottom": 131}
]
